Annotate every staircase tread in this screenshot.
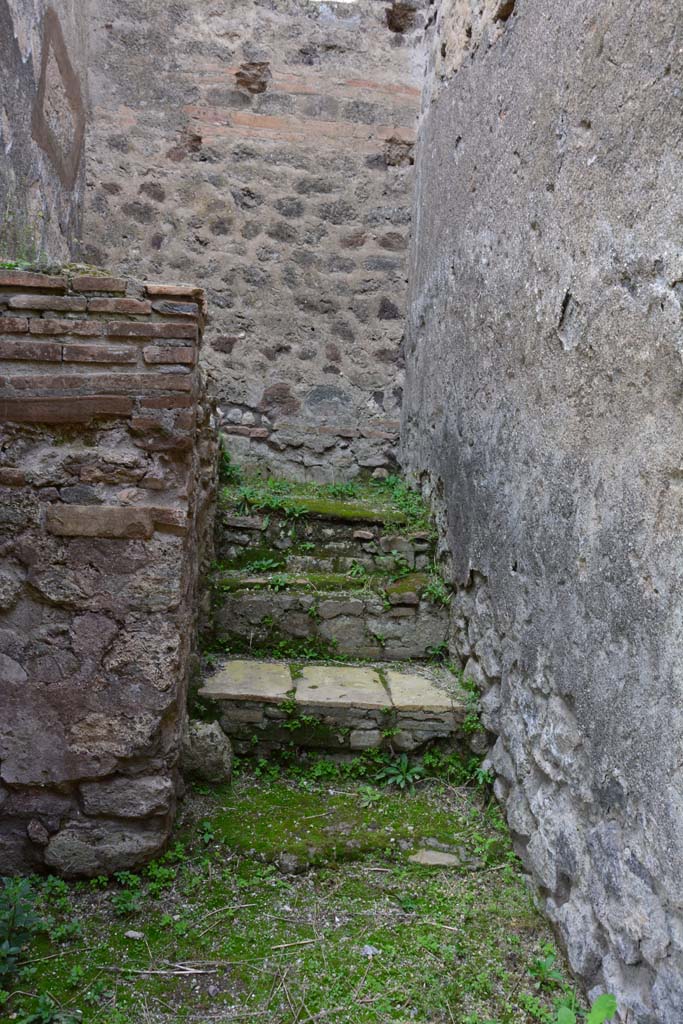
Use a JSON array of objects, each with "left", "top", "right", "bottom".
[{"left": 200, "top": 658, "right": 463, "bottom": 713}]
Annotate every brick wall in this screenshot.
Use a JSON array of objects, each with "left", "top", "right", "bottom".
[
  {"left": 83, "top": 0, "right": 426, "bottom": 480},
  {"left": 0, "top": 269, "right": 216, "bottom": 875}
]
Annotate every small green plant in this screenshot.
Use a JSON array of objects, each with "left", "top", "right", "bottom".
[
  {"left": 110, "top": 890, "right": 140, "bottom": 917},
  {"left": 529, "top": 948, "right": 564, "bottom": 990},
  {"left": 324, "top": 482, "right": 358, "bottom": 499},
  {"left": 555, "top": 994, "right": 617, "bottom": 1024},
  {"left": 390, "top": 552, "right": 412, "bottom": 579},
  {"left": 243, "top": 557, "right": 281, "bottom": 573},
  {"left": 462, "top": 677, "right": 484, "bottom": 735},
  {"left": 375, "top": 753, "right": 424, "bottom": 792},
  {"left": 269, "top": 573, "right": 290, "bottom": 592},
  {"left": 299, "top": 541, "right": 316, "bottom": 552},
  {"left": 0, "top": 878, "right": 42, "bottom": 986},
  {"left": 358, "top": 784, "right": 383, "bottom": 808},
  {"left": 423, "top": 574, "right": 451, "bottom": 606},
  {"left": 348, "top": 560, "right": 368, "bottom": 580},
  {"left": 218, "top": 441, "right": 242, "bottom": 485},
  {"left": 426, "top": 641, "right": 449, "bottom": 662},
  {"left": 199, "top": 819, "right": 217, "bottom": 845},
  {"left": 16, "top": 994, "right": 80, "bottom": 1024}
]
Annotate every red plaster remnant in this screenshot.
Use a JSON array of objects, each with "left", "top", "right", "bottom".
[{"left": 46, "top": 505, "right": 154, "bottom": 540}]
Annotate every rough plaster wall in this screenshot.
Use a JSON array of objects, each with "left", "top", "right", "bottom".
[
  {"left": 83, "top": 0, "right": 425, "bottom": 480},
  {"left": 0, "top": 0, "right": 87, "bottom": 261},
  {"left": 401, "top": 1, "right": 683, "bottom": 1019}
]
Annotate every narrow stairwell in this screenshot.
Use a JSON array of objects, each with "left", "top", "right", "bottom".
[{"left": 197, "top": 470, "right": 473, "bottom": 759}]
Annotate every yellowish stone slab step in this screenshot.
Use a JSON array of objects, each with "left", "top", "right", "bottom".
[
  {"left": 199, "top": 659, "right": 292, "bottom": 703},
  {"left": 386, "top": 669, "right": 454, "bottom": 713},
  {"left": 295, "top": 664, "right": 389, "bottom": 710}
]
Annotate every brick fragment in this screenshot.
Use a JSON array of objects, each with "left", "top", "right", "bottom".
[
  {"left": 143, "top": 345, "right": 195, "bottom": 365},
  {"left": 4, "top": 373, "right": 193, "bottom": 393},
  {"left": 88, "top": 297, "right": 152, "bottom": 315},
  {"left": 0, "top": 340, "right": 61, "bottom": 361},
  {"left": 71, "top": 275, "right": 127, "bottom": 293},
  {"left": 222, "top": 425, "right": 251, "bottom": 436},
  {"left": 8, "top": 295, "right": 87, "bottom": 312},
  {"left": 250, "top": 428, "right": 269, "bottom": 439},
  {"left": 0, "top": 271, "right": 65, "bottom": 290},
  {"left": 144, "top": 284, "right": 205, "bottom": 311},
  {"left": 107, "top": 321, "right": 197, "bottom": 339},
  {"left": 0, "top": 396, "right": 133, "bottom": 423},
  {"left": 62, "top": 344, "right": 137, "bottom": 364},
  {"left": 46, "top": 504, "right": 154, "bottom": 539},
  {"left": 0, "top": 317, "right": 28, "bottom": 334},
  {"left": 151, "top": 301, "right": 199, "bottom": 318},
  {"left": 29, "top": 319, "right": 103, "bottom": 337},
  {"left": 139, "top": 394, "right": 193, "bottom": 409},
  {"left": 0, "top": 467, "right": 26, "bottom": 485}
]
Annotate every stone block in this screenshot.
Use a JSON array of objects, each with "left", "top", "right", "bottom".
[
  {"left": 44, "top": 821, "right": 168, "bottom": 877},
  {"left": 318, "top": 598, "right": 364, "bottom": 619},
  {"left": 80, "top": 774, "right": 174, "bottom": 818},
  {"left": 182, "top": 720, "right": 232, "bottom": 782},
  {"left": 46, "top": 505, "right": 154, "bottom": 539},
  {"left": 349, "top": 728, "right": 382, "bottom": 750}
]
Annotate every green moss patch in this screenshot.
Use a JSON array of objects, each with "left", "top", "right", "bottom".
[{"left": 4, "top": 770, "right": 588, "bottom": 1024}]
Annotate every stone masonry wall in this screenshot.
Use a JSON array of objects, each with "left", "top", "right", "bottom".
[
  {"left": 83, "top": 0, "right": 426, "bottom": 480},
  {"left": 0, "top": 0, "right": 88, "bottom": 262},
  {"left": 0, "top": 269, "right": 216, "bottom": 876},
  {"left": 402, "top": 1, "right": 683, "bottom": 1020}
]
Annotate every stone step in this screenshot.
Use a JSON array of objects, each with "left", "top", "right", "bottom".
[
  {"left": 217, "top": 506, "right": 435, "bottom": 578},
  {"left": 199, "top": 658, "right": 468, "bottom": 756},
  {"left": 208, "top": 571, "right": 449, "bottom": 661}
]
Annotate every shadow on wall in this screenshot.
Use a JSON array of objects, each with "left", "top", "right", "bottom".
[{"left": 0, "top": 0, "right": 87, "bottom": 263}]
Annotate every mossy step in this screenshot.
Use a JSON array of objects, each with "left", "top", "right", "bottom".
[
  {"left": 211, "top": 569, "right": 429, "bottom": 597},
  {"left": 198, "top": 659, "right": 467, "bottom": 756},
  {"left": 218, "top": 473, "right": 434, "bottom": 533}
]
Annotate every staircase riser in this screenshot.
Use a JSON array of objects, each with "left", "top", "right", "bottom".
[
  {"left": 217, "top": 513, "right": 434, "bottom": 575},
  {"left": 211, "top": 590, "right": 449, "bottom": 661},
  {"left": 213, "top": 698, "right": 464, "bottom": 756}
]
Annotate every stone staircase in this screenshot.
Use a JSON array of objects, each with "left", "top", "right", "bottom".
[{"left": 198, "top": 473, "right": 468, "bottom": 756}]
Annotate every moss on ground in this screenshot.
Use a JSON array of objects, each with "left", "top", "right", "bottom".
[{"left": 4, "top": 768, "right": 587, "bottom": 1024}]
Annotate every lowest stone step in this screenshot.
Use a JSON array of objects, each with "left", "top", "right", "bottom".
[{"left": 199, "top": 659, "right": 468, "bottom": 756}]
